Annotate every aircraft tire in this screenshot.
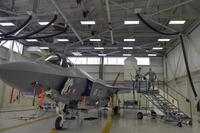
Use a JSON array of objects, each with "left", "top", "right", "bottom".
[
  {"left": 137, "top": 112, "right": 143, "bottom": 120},
  {"left": 55, "top": 116, "right": 63, "bottom": 130},
  {"left": 113, "top": 106, "right": 120, "bottom": 114},
  {"left": 151, "top": 110, "right": 157, "bottom": 119}
]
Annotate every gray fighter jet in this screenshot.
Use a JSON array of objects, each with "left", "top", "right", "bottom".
[{"left": 0, "top": 55, "right": 130, "bottom": 129}]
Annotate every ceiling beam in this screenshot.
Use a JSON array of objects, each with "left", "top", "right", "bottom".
[
  {"left": 105, "top": 0, "right": 114, "bottom": 44},
  {"left": 50, "top": 0, "right": 84, "bottom": 44},
  {"left": 150, "top": 0, "right": 193, "bottom": 16}
]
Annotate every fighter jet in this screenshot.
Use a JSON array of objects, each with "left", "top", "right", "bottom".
[{"left": 0, "top": 54, "right": 131, "bottom": 129}]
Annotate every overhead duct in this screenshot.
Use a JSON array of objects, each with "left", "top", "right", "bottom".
[
  {"left": 0, "top": 15, "right": 32, "bottom": 37},
  {"left": 0, "top": 14, "right": 57, "bottom": 41},
  {"left": 137, "top": 13, "right": 198, "bottom": 98},
  {"left": 26, "top": 26, "right": 67, "bottom": 39}
]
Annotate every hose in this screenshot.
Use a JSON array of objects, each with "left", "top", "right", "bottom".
[
  {"left": 137, "top": 13, "right": 198, "bottom": 98},
  {"left": 180, "top": 35, "right": 198, "bottom": 98},
  {"left": 0, "top": 15, "right": 57, "bottom": 40},
  {"left": 136, "top": 13, "right": 180, "bottom": 35},
  {"left": 0, "top": 15, "right": 32, "bottom": 37},
  {"left": 26, "top": 26, "right": 67, "bottom": 39}
]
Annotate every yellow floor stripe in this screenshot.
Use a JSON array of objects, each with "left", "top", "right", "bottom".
[
  {"left": 0, "top": 115, "right": 56, "bottom": 132},
  {"left": 49, "top": 129, "right": 57, "bottom": 133},
  {"left": 102, "top": 113, "right": 114, "bottom": 133}
]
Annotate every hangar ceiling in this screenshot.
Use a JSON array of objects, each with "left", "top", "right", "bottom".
[{"left": 0, "top": 0, "right": 200, "bottom": 57}]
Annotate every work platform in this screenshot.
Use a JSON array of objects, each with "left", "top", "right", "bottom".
[{"left": 124, "top": 80, "right": 192, "bottom": 127}]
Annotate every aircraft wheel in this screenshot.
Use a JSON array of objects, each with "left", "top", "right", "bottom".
[
  {"left": 177, "top": 122, "right": 182, "bottom": 127},
  {"left": 113, "top": 106, "right": 120, "bottom": 114},
  {"left": 188, "top": 120, "right": 192, "bottom": 126},
  {"left": 137, "top": 112, "right": 143, "bottom": 120},
  {"left": 55, "top": 116, "right": 63, "bottom": 130},
  {"left": 151, "top": 110, "right": 157, "bottom": 119}
]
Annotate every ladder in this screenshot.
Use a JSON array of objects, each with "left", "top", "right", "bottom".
[
  {"left": 133, "top": 81, "right": 192, "bottom": 127},
  {"left": 141, "top": 90, "right": 192, "bottom": 127}
]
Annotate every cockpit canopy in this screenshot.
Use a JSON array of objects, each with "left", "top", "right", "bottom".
[{"left": 44, "top": 55, "right": 73, "bottom": 68}]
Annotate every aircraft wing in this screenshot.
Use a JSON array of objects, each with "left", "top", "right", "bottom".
[{"left": 110, "top": 86, "right": 133, "bottom": 92}]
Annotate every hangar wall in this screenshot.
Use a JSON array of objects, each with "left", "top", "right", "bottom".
[
  {"left": 0, "top": 47, "right": 34, "bottom": 109},
  {"left": 77, "top": 57, "right": 163, "bottom": 85},
  {"left": 165, "top": 25, "right": 200, "bottom": 115}
]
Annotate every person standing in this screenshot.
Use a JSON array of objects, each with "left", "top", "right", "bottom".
[
  {"left": 135, "top": 67, "right": 142, "bottom": 81},
  {"left": 134, "top": 67, "right": 143, "bottom": 92},
  {"left": 144, "top": 68, "right": 157, "bottom": 90}
]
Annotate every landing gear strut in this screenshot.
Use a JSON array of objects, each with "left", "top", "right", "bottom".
[{"left": 55, "top": 104, "right": 68, "bottom": 130}]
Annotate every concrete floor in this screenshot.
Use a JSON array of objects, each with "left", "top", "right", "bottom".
[{"left": 0, "top": 110, "right": 199, "bottom": 133}]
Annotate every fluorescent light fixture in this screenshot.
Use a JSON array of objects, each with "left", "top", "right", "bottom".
[
  {"left": 169, "top": 20, "right": 186, "bottom": 24},
  {"left": 26, "top": 39, "right": 38, "bottom": 42},
  {"left": 158, "top": 39, "right": 170, "bottom": 42},
  {"left": 39, "top": 47, "right": 49, "bottom": 50},
  {"left": 80, "top": 21, "right": 95, "bottom": 25},
  {"left": 0, "top": 22, "right": 15, "bottom": 26},
  {"left": 123, "top": 54, "right": 132, "bottom": 56},
  {"left": 57, "top": 39, "right": 69, "bottom": 42},
  {"left": 72, "top": 52, "right": 82, "bottom": 56},
  {"left": 124, "top": 21, "right": 139, "bottom": 25},
  {"left": 148, "top": 54, "right": 157, "bottom": 56},
  {"left": 89, "top": 39, "right": 101, "bottom": 42},
  {"left": 98, "top": 54, "right": 106, "bottom": 56},
  {"left": 123, "top": 47, "right": 133, "bottom": 50},
  {"left": 38, "top": 22, "right": 49, "bottom": 25},
  {"left": 153, "top": 47, "right": 163, "bottom": 50},
  {"left": 94, "top": 47, "right": 104, "bottom": 50},
  {"left": 124, "top": 39, "right": 136, "bottom": 42}
]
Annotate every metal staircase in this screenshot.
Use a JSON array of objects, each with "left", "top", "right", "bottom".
[
  {"left": 142, "top": 90, "right": 192, "bottom": 126},
  {"left": 134, "top": 81, "right": 192, "bottom": 127}
]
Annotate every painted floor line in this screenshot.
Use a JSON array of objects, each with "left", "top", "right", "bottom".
[
  {"left": 0, "top": 115, "right": 56, "bottom": 132},
  {"left": 102, "top": 113, "right": 114, "bottom": 133}
]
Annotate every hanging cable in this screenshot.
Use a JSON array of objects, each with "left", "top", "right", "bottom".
[
  {"left": 180, "top": 35, "right": 198, "bottom": 98},
  {"left": 26, "top": 26, "right": 67, "bottom": 39},
  {"left": 137, "top": 13, "right": 198, "bottom": 98},
  {"left": 0, "top": 14, "right": 57, "bottom": 40},
  {"left": 136, "top": 13, "right": 180, "bottom": 35},
  {"left": 0, "top": 15, "right": 32, "bottom": 37}
]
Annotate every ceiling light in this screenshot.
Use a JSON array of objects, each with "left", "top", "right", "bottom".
[
  {"left": 124, "top": 39, "right": 136, "bottom": 42},
  {"left": 123, "top": 54, "right": 132, "bottom": 56},
  {"left": 153, "top": 47, "right": 163, "bottom": 50},
  {"left": 94, "top": 47, "right": 104, "bottom": 50},
  {"left": 123, "top": 47, "right": 133, "bottom": 50},
  {"left": 98, "top": 54, "right": 106, "bottom": 56},
  {"left": 72, "top": 52, "right": 82, "bottom": 56},
  {"left": 57, "top": 39, "right": 69, "bottom": 42},
  {"left": 26, "top": 39, "right": 38, "bottom": 42},
  {"left": 158, "top": 39, "right": 170, "bottom": 42},
  {"left": 0, "top": 22, "right": 15, "bottom": 26},
  {"left": 169, "top": 20, "right": 186, "bottom": 24},
  {"left": 89, "top": 39, "right": 101, "bottom": 42},
  {"left": 124, "top": 21, "right": 139, "bottom": 25},
  {"left": 39, "top": 47, "right": 49, "bottom": 50},
  {"left": 148, "top": 54, "right": 157, "bottom": 56},
  {"left": 80, "top": 21, "right": 96, "bottom": 25},
  {"left": 38, "top": 22, "right": 49, "bottom": 25}
]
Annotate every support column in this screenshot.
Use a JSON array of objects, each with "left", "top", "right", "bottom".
[
  {"left": 28, "top": 0, "right": 40, "bottom": 13},
  {"left": 163, "top": 55, "right": 168, "bottom": 98},
  {"left": 99, "top": 57, "right": 104, "bottom": 80}
]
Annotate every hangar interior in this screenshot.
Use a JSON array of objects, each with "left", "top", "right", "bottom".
[{"left": 0, "top": 0, "right": 200, "bottom": 133}]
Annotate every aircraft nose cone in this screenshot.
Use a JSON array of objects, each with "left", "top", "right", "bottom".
[{"left": 0, "top": 62, "right": 39, "bottom": 91}]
